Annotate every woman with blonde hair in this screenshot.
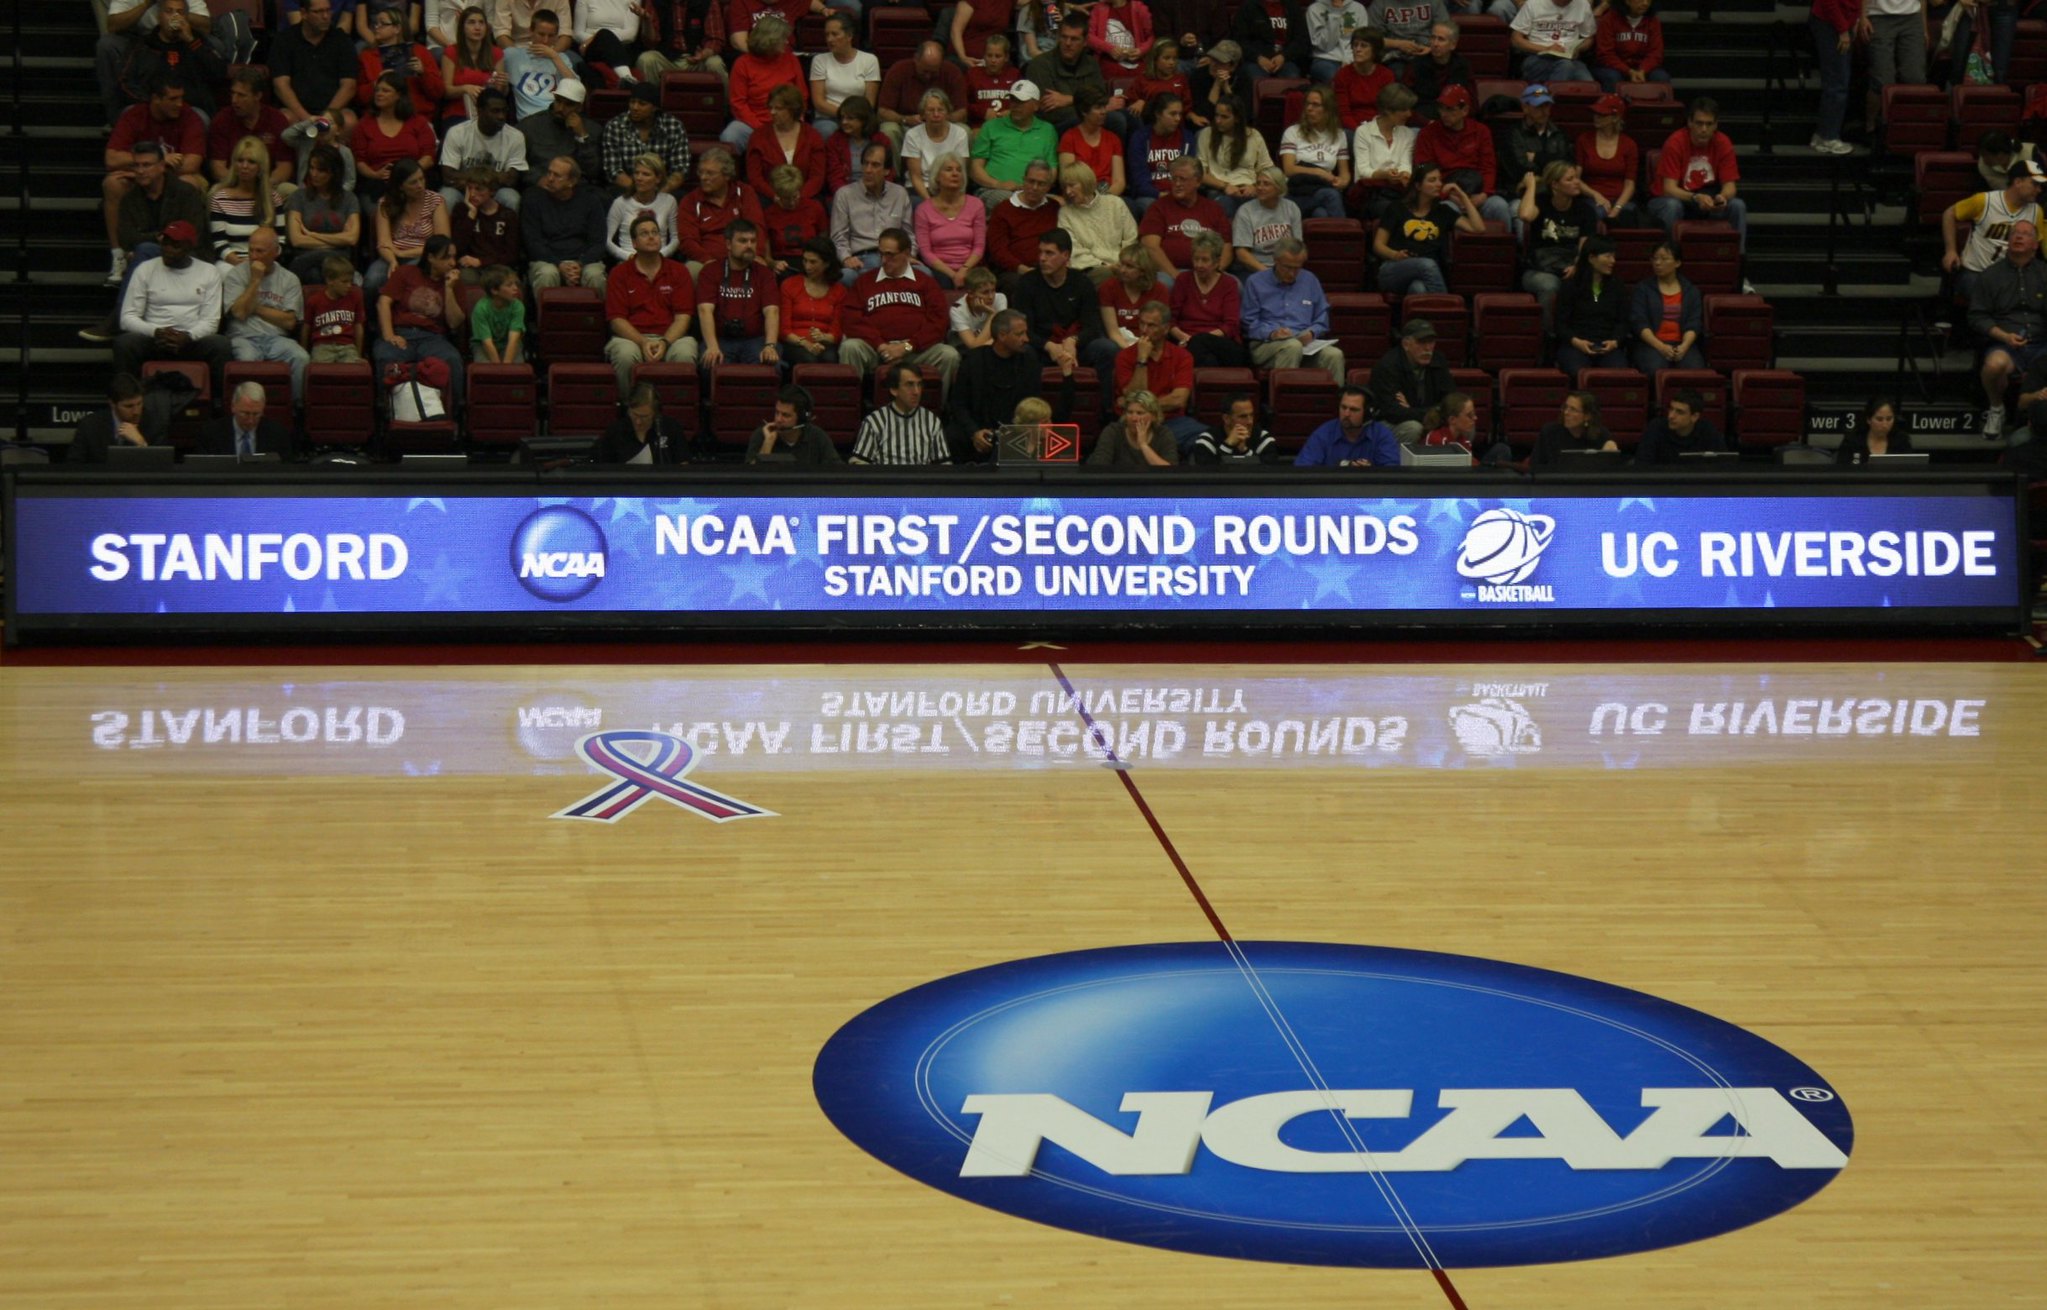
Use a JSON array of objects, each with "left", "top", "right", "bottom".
[
  {"left": 208, "top": 135, "right": 288, "bottom": 266},
  {"left": 762, "top": 163, "right": 828, "bottom": 276},
  {"left": 1099, "top": 242, "right": 1162, "bottom": 346},
  {"left": 913, "top": 155, "right": 985, "bottom": 289},
  {"left": 606, "top": 152, "right": 681, "bottom": 263},
  {"left": 1055, "top": 162, "right": 1139, "bottom": 282},
  {"left": 1279, "top": 83, "right": 1351, "bottom": 219},
  {"left": 1089, "top": 389, "right": 1179, "bottom": 466},
  {"left": 903, "top": 89, "right": 971, "bottom": 201}
]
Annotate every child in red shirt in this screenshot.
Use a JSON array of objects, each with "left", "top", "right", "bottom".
[
  {"left": 302, "top": 255, "right": 367, "bottom": 363},
  {"left": 1129, "top": 40, "right": 1192, "bottom": 122}
]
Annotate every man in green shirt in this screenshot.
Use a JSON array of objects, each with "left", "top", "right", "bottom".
[{"left": 970, "top": 80, "right": 1059, "bottom": 212}]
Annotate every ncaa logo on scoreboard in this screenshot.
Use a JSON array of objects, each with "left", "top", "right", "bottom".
[
  {"left": 813, "top": 942, "right": 1853, "bottom": 1268},
  {"left": 1457, "top": 508, "right": 1556, "bottom": 603},
  {"left": 511, "top": 506, "right": 608, "bottom": 602}
]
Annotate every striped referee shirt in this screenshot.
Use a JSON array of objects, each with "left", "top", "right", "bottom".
[{"left": 851, "top": 402, "right": 949, "bottom": 465}]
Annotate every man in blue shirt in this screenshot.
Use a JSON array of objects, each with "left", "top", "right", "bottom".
[
  {"left": 1295, "top": 385, "right": 1400, "bottom": 467},
  {"left": 1243, "top": 237, "right": 1346, "bottom": 383}
]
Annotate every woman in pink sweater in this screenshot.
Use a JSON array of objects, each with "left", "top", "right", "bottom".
[{"left": 1089, "top": 0, "right": 1155, "bottom": 72}]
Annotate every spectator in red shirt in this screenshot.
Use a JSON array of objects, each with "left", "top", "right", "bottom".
[
  {"left": 965, "top": 34, "right": 1024, "bottom": 126},
  {"left": 103, "top": 74, "right": 208, "bottom": 286},
  {"left": 606, "top": 211, "right": 703, "bottom": 394},
  {"left": 1128, "top": 39, "right": 1191, "bottom": 123},
  {"left": 878, "top": 42, "right": 969, "bottom": 155},
  {"left": 838, "top": 226, "right": 962, "bottom": 392},
  {"left": 1575, "top": 93, "right": 1641, "bottom": 227},
  {"left": 1139, "top": 154, "right": 1230, "bottom": 279},
  {"left": 677, "top": 147, "right": 770, "bottom": 272},
  {"left": 825, "top": 96, "right": 890, "bottom": 193},
  {"left": 1089, "top": 0, "right": 1156, "bottom": 71},
  {"left": 373, "top": 233, "right": 468, "bottom": 406},
  {"left": 350, "top": 73, "right": 439, "bottom": 201},
  {"left": 779, "top": 237, "right": 848, "bottom": 365},
  {"left": 208, "top": 70, "right": 294, "bottom": 186},
  {"left": 1059, "top": 87, "right": 1127, "bottom": 197},
  {"left": 696, "top": 218, "right": 783, "bottom": 367},
  {"left": 1594, "top": 0, "right": 1669, "bottom": 93},
  {"left": 1168, "top": 229, "right": 1247, "bottom": 367},
  {"left": 1413, "top": 86, "right": 1513, "bottom": 226},
  {"left": 986, "top": 158, "right": 1064, "bottom": 287},
  {"left": 1114, "top": 300, "right": 1206, "bottom": 450},
  {"left": 1333, "top": 28, "right": 1393, "bottom": 130},
  {"left": 1648, "top": 97, "right": 1749, "bottom": 257},
  {"left": 948, "top": 0, "right": 1019, "bottom": 64},
  {"left": 762, "top": 164, "right": 829, "bottom": 276},
  {"left": 746, "top": 84, "right": 828, "bottom": 203},
  {"left": 725, "top": 15, "right": 804, "bottom": 153}
]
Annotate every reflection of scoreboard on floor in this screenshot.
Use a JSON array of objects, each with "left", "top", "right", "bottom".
[{"left": 998, "top": 424, "right": 1081, "bottom": 465}]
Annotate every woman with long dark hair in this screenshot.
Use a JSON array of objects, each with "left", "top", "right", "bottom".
[
  {"left": 1835, "top": 396, "right": 1910, "bottom": 465},
  {"left": 350, "top": 72, "right": 437, "bottom": 202},
  {"left": 284, "top": 144, "right": 361, "bottom": 283},
  {"left": 1372, "top": 163, "right": 1484, "bottom": 296},
  {"left": 369, "top": 157, "right": 449, "bottom": 294}
]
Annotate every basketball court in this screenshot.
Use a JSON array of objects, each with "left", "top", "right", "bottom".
[{"left": 2, "top": 649, "right": 2043, "bottom": 1308}]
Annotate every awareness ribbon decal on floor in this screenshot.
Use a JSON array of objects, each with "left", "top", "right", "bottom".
[{"left": 554, "top": 730, "right": 777, "bottom": 824}]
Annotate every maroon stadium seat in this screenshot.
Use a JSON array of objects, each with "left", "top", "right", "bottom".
[
  {"left": 1303, "top": 217, "right": 1368, "bottom": 292},
  {"left": 534, "top": 287, "right": 607, "bottom": 362},
  {"left": 1914, "top": 151, "right": 1980, "bottom": 228},
  {"left": 1732, "top": 369, "right": 1806, "bottom": 450},
  {"left": 1325, "top": 292, "right": 1392, "bottom": 365},
  {"left": 1449, "top": 221, "right": 1518, "bottom": 295},
  {"left": 1499, "top": 367, "right": 1570, "bottom": 451},
  {"left": 1471, "top": 293, "right": 1542, "bottom": 371},
  {"left": 1672, "top": 220, "right": 1740, "bottom": 293},
  {"left": 1951, "top": 85, "right": 2022, "bottom": 144},
  {"left": 867, "top": 7, "right": 931, "bottom": 69},
  {"left": 1453, "top": 16, "right": 1511, "bottom": 78},
  {"left": 466, "top": 363, "right": 538, "bottom": 447},
  {"left": 1881, "top": 84, "right": 1950, "bottom": 158},
  {"left": 1704, "top": 294, "right": 1775, "bottom": 373},
  {"left": 1265, "top": 367, "right": 1338, "bottom": 451},
  {"left": 709, "top": 363, "right": 782, "bottom": 449},
  {"left": 1252, "top": 78, "right": 1308, "bottom": 144},
  {"left": 660, "top": 71, "right": 728, "bottom": 139},
  {"left": 547, "top": 362, "right": 621, "bottom": 436},
  {"left": 1192, "top": 367, "right": 1258, "bottom": 429},
  {"left": 140, "top": 360, "right": 212, "bottom": 449},
  {"left": 303, "top": 363, "right": 374, "bottom": 448},
  {"left": 791, "top": 364, "right": 862, "bottom": 449},
  {"left": 1046, "top": 368, "right": 1103, "bottom": 445}
]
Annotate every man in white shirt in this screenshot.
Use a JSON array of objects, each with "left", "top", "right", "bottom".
[
  {"left": 112, "top": 219, "right": 231, "bottom": 386},
  {"left": 220, "top": 227, "right": 311, "bottom": 399},
  {"left": 1510, "top": 0, "right": 1596, "bottom": 85},
  {"left": 439, "top": 88, "right": 531, "bottom": 209}
]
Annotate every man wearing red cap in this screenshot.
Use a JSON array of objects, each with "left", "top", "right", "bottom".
[
  {"left": 112, "top": 218, "right": 231, "bottom": 386},
  {"left": 1413, "top": 86, "right": 1513, "bottom": 227}
]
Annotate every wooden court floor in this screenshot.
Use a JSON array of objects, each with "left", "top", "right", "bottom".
[{"left": 1, "top": 658, "right": 2042, "bottom": 1308}]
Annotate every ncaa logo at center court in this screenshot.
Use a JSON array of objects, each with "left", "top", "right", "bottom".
[{"left": 813, "top": 942, "right": 1852, "bottom": 1269}]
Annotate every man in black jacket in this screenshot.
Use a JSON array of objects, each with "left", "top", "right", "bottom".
[
  {"left": 1401, "top": 20, "right": 1474, "bottom": 121},
  {"left": 198, "top": 380, "right": 297, "bottom": 458},
  {"left": 1367, "top": 318, "right": 1456, "bottom": 441},
  {"left": 597, "top": 383, "right": 690, "bottom": 464},
  {"left": 746, "top": 385, "right": 845, "bottom": 465},
  {"left": 1497, "top": 83, "right": 1575, "bottom": 195},
  {"left": 1230, "top": 0, "right": 1313, "bottom": 78},
  {"left": 947, "top": 309, "right": 1080, "bottom": 461},
  {"left": 1635, "top": 389, "right": 1729, "bottom": 464},
  {"left": 1009, "top": 229, "right": 1120, "bottom": 411},
  {"left": 70, "top": 373, "right": 169, "bottom": 463},
  {"left": 523, "top": 155, "right": 610, "bottom": 293}
]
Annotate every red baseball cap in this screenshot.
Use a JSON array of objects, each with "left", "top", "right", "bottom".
[
  {"left": 1592, "top": 93, "right": 1626, "bottom": 116},
  {"left": 161, "top": 220, "right": 199, "bottom": 243},
  {"left": 1438, "top": 86, "right": 1472, "bottom": 110}
]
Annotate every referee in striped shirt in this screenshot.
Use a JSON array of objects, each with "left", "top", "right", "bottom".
[{"left": 850, "top": 363, "right": 952, "bottom": 464}]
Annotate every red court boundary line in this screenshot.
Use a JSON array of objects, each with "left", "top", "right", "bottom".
[
  {"left": 3, "top": 633, "right": 2034, "bottom": 668},
  {"left": 1047, "top": 660, "right": 1472, "bottom": 1310}
]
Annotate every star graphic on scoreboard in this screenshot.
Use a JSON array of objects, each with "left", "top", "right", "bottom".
[
  {"left": 654, "top": 496, "right": 721, "bottom": 522},
  {"left": 415, "top": 551, "right": 469, "bottom": 607},
  {"left": 1599, "top": 748, "right": 1644, "bottom": 772},
  {"left": 406, "top": 497, "right": 446, "bottom": 512},
  {"left": 720, "top": 555, "right": 779, "bottom": 603},
  {"left": 1604, "top": 569, "right": 1647, "bottom": 605},
  {"left": 1304, "top": 556, "right": 1359, "bottom": 603},
  {"left": 1618, "top": 496, "right": 1658, "bottom": 514},
  {"left": 1426, "top": 497, "right": 1479, "bottom": 526},
  {"left": 591, "top": 496, "right": 650, "bottom": 525}
]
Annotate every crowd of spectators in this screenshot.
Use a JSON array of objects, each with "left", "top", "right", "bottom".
[{"left": 74, "top": 0, "right": 2047, "bottom": 462}]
